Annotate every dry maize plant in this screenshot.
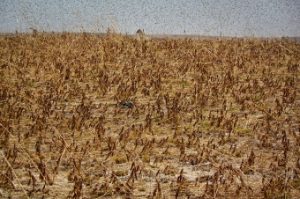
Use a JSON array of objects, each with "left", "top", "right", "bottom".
[{"left": 0, "top": 32, "right": 299, "bottom": 198}]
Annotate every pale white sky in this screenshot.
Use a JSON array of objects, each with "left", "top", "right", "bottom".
[{"left": 1, "top": 0, "right": 299, "bottom": 37}]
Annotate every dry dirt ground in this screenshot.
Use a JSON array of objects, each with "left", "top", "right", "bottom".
[{"left": 0, "top": 33, "right": 300, "bottom": 198}]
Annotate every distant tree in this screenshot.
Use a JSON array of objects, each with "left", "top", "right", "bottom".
[
  {"left": 136, "top": 29, "right": 144, "bottom": 35},
  {"left": 29, "top": 27, "right": 38, "bottom": 35}
]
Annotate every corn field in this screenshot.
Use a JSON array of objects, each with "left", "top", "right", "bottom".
[{"left": 0, "top": 32, "right": 300, "bottom": 198}]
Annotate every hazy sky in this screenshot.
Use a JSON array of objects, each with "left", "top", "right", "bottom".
[{"left": 1, "top": 0, "right": 299, "bottom": 37}]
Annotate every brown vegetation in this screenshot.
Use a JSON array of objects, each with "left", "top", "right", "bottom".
[{"left": 0, "top": 32, "right": 299, "bottom": 198}]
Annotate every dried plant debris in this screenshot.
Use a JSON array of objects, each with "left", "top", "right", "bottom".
[
  {"left": 119, "top": 100, "right": 134, "bottom": 109},
  {"left": 0, "top": 32, "right": 299, "bottom": 198}
]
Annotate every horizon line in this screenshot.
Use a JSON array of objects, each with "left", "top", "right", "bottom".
[{"left": 1, "top": 30, "right": 300, "bottom": 40}]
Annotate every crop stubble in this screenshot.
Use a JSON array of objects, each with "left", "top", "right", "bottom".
[{"left": 0, "top": 32, "right": 300, "bottom": 198}]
